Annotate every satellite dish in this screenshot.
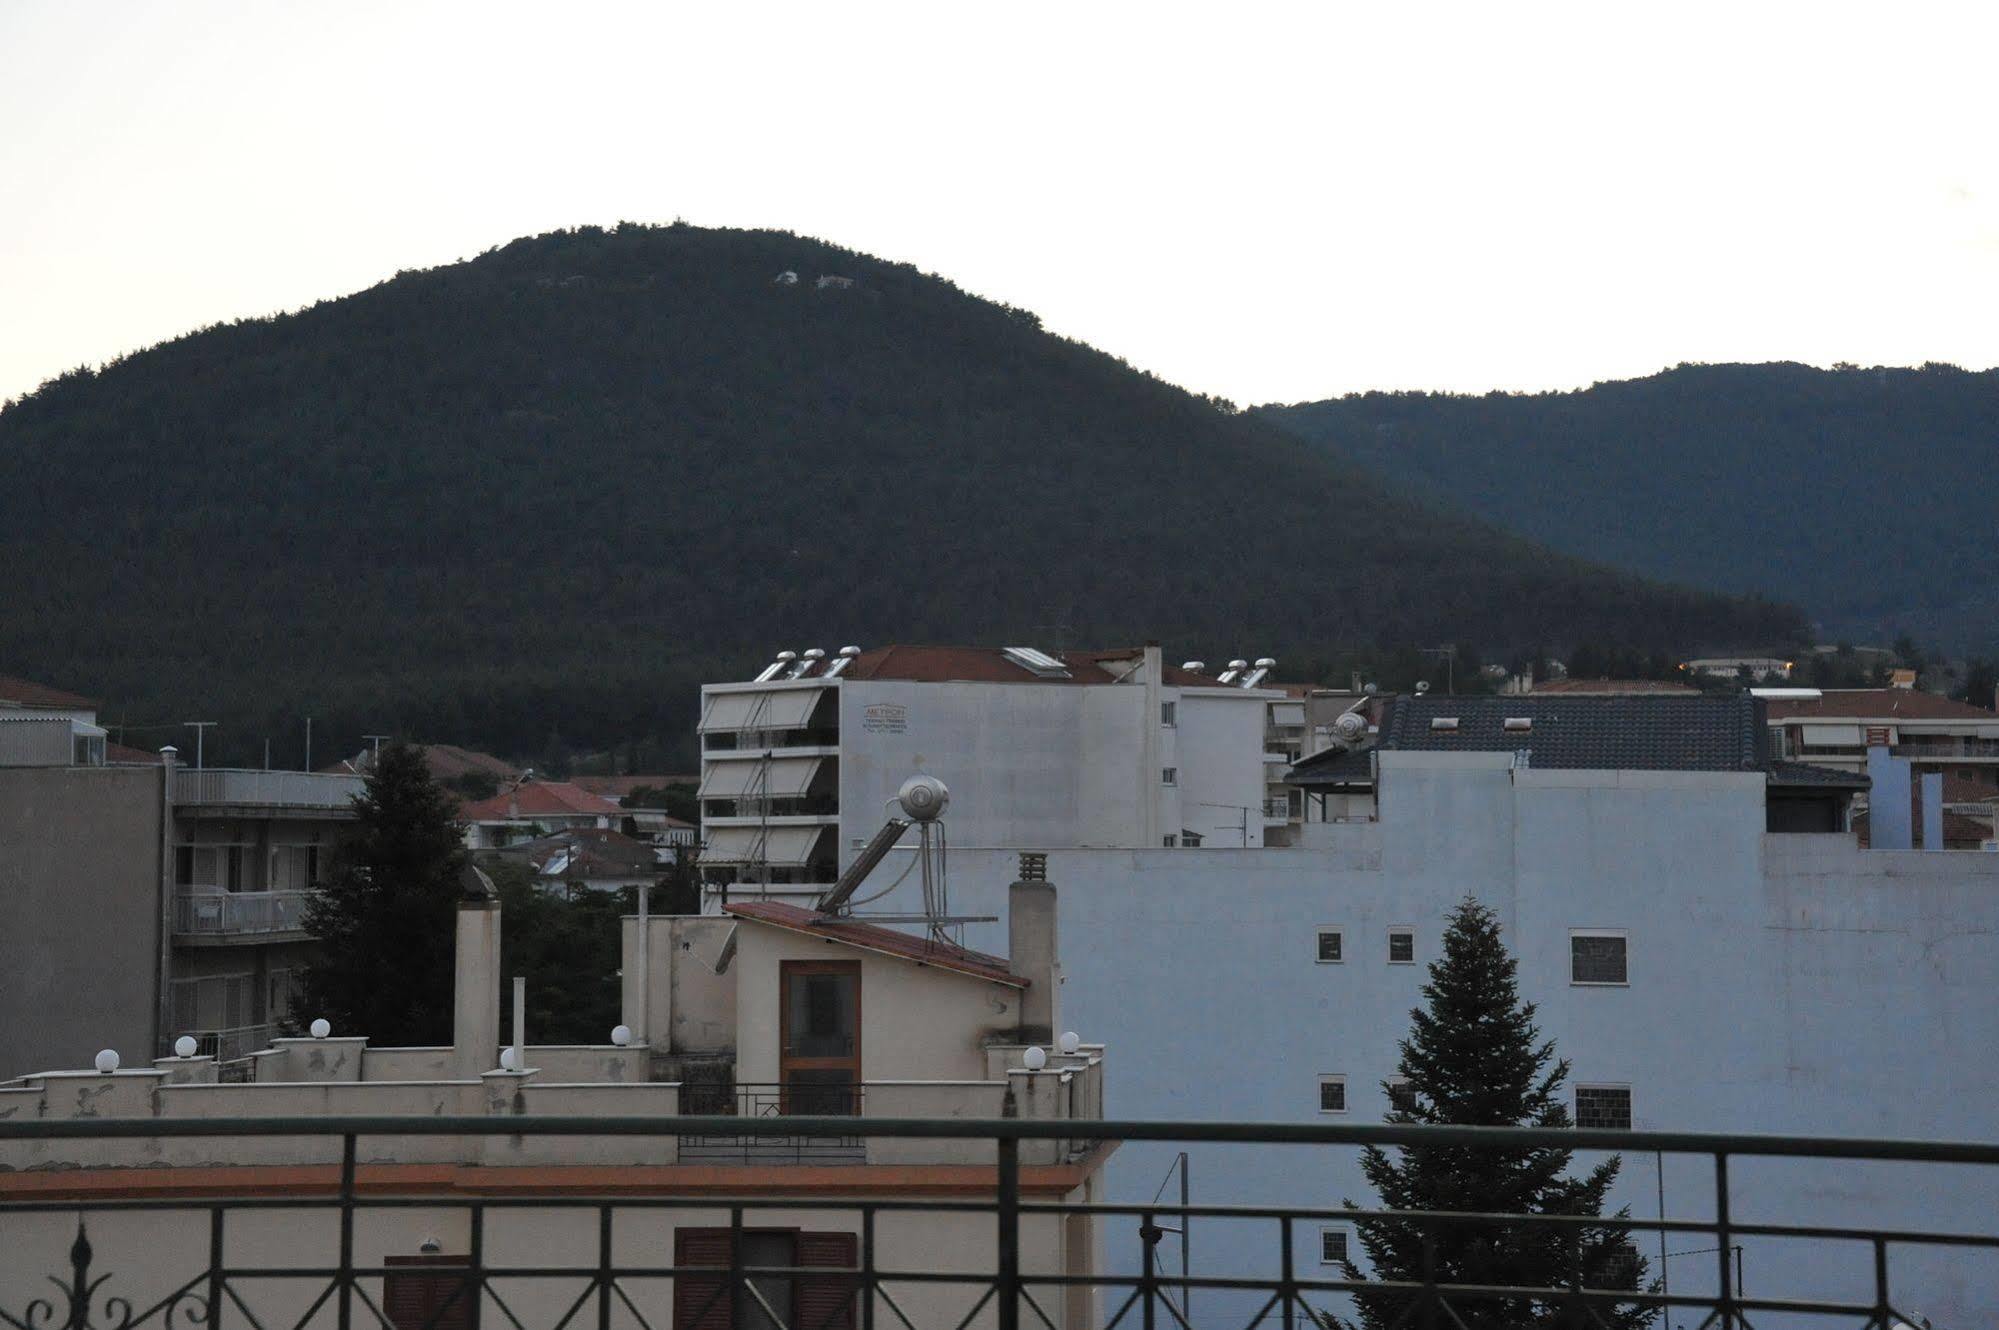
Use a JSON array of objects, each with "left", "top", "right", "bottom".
[{"left": 898, "top": 774, "right": 950, "bottom": 821}]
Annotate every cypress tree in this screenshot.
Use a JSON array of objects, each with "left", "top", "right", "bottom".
[
  {"left": 298, "top": 742, "right": 467, "bottom": 1046},
  {"left": 1340, "top": 898, "right": 1651, "bottom": 1329}
]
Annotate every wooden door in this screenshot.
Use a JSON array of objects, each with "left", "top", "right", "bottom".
[{"left": 779, "top": 960, "right": 860, "bottom": 1115}]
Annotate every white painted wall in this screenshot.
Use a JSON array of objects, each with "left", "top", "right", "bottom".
[{"left": 846, "top": 752, "right": 1999, "bottom": 1324}]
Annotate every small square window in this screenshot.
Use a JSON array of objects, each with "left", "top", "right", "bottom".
[
  {"left": 1162, "top": 835, "right": 1178, "bottom": 848},
  {"left": 1318, "top": 1076, "right": 1347, "bottom": 1113},
  {"left": 1386, "top": 1078, "right": 1418, "bottom": 1115},
  {"left": 1571, "top": 932, "right": 1628, "bottom": 985},
  {"left": 1575, "top": 1085, "right": 1632, "bottom": 1130},
  {"left": 1315, "top": 929, "right": 1344, "bottom": 963},
  {"left": 1388, "top": 929, "right": 1415, "bottom": 964},
  {"left": 1161, "top": 767, "right": 1178, "bottom": 787},
  {"left": 1161, "top": 701, "right": 1178, "bottom": 727},
  {"left": 1320, "top": 1228, "right": 1350, "bottom": 1265}
]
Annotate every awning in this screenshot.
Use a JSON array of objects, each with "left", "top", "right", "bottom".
[
  {"left": 698, "top": 826, "right": 827, "bottom": 867},
  {"left": 699, "top": 757, "right": 823, "bottom": 799},
  {"left": 697, "top": 688, "right": 822, "bottom": 733},
  {"left": 1270, "top": 703, "right": 1307, "bottom": 727},
  {"left": 1798, "top": 723, "right": 1865, "bottom": 747}
]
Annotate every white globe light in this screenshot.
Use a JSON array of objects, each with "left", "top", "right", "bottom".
[
  {"left": 1022, "top": 1045, "right": 1047, "bottom": 1071},
  {"left": 499, "top": 1047, "right": 520, "bottom": 1071},
  {"left": 173, "top": 1035, "right": 198, "bottom": 1059},
  {"left": 610, "top": 1025, "right": 633, "bottom": 1047},
  {"left": 94, "top": 1049, "right": 120, "bottom": 1074},
  {"left": 1058, "top": 1031, "right": 1081, "bottom": 1055},
  {"left": 309, "top": 1018, "right": 331, "bottom": 1039}
]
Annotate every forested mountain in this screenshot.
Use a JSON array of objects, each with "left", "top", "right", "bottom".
[
  {"left": 0, "top": 225, "right": 1802, "bottom": 764},
  {"left": 1261, "top": 363, "right": 1999, "bottom": 653}
]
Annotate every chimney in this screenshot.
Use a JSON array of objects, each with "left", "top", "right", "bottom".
[
  {"left": 454, "top": 864, "right": 502, "bottom": 1078},
  {"left": 1866, "top": 747, "right": 1913, "bottom": 851},
  {"left": 1009, "top": 853, "right": 1061, "bottom": 1044}
]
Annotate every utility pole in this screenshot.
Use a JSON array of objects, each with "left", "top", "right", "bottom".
[
  {"left": 304, "top": 717, "right": 312, "bottom": 773},
  {"left": 364, "top": 734, "right": 390, "bottom": 766},
  {"left": 184, "top": 721, "right": 216, "bottom": 770}
]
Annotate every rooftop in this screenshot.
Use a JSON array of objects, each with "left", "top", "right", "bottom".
[
  {"left": 459, "top": 779, "right": 621, "bottom": 822},
  {"left": 321, "top": 742, "right": 521, "bottom": 782},
  {"left": 1761, "top": 689, "right": 1999, "bottom": 723},
  {"left": 1531, "top": 677, "right": 1700, "bottom": 695},
  {"left": 0, "top": 673, "right": 94, "bottom": 709},
  {"left": 724, "top": 900, "right": 1028, "bottom": 987},
  {"left": 840, "top": 644, "right": 1215, "bottom": 688}
]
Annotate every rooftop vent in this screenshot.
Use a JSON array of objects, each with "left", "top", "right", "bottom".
[
  {"left": 1002, "top": 646, "right": 1071, "bottom": 679},
  {"left": 1503, "top": 717, "right": 1532, "bottom": 732},
  {"left": 1430, "top": 717, "right": 1460, "bottom": 732},
  {"left": 1016, "top": 851, "right": 1048, "bottom": 882}
]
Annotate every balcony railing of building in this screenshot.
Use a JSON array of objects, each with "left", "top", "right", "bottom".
[
  {"left": 2, "top": 1116, "right": 1995, "bottom": 1330},
  {"left": 172, "top": 890, "right": 314, "bottom": 938},
  {"left": 171, "top": 768, "right": 365, "bottom": 810},
  {"left": 678, "top": 1082, "right": 867, "bottom": 1163},
  {"left": 703, "top": 727, "right": 842, "bottom": 753},
  {"left": 153, "top": 1024, "right": 273, "bottom": 1066}
]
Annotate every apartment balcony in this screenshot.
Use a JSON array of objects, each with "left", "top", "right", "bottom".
[
  {"left": 172, "top": 769, "right": 365, "bottom": 817},
  {"left": 702, "top": 727, "right": 841, "bottom": 754},
  {"left": 156, "top": 1023, "right": 273, "bottom": 1065},
  {"left": 1262, "top": 797, "right": 1298, "bottom": 823},
  {"left": 173, "top": 890, "right": 313, "bottom": 943}
]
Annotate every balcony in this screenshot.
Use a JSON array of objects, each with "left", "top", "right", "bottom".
[
  {"left": 172, "top": 768, "right": 364, "bottom": 815},
  {"left": 156, "top": 1024, "right": 273, "bottom": 1065},
  {"left": 173, "top": 890, "right": 313, "bottom": 942}
]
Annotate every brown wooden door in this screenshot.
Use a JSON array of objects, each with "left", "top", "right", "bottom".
[{"left": 779, "top": 960, "right": 860, "bottom": 1115}]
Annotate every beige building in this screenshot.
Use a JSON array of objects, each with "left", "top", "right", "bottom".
[{"left": 0, "top": 865, "right": 1111, "bottom": 1330}]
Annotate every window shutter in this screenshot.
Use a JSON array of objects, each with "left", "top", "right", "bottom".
[
  {"left": 383, "top": 1255, "right": 475, "bottom": 1330},
  {"left": 674, "top": 1228, "right": 737, "bottom": 1330},
  {"left": 795, "top": 1231, "right": 859, "bottom": 1330}
]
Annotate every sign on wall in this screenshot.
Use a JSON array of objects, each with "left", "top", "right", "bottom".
[{"left": 862, "top": 703, "right": 908, "bottom": 735}]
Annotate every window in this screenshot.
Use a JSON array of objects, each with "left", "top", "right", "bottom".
[
  {"left": 1575, "top": 1085, "right": 1633, "bottom": 1130},
  {"left": 1162, "top": 835, "right": 1178, "bottom": 848},
  {"left": 1315, "top": 929, "right": 1344, "bottom": 963},
  {"left": 1387, "top": 928, "right": 1415, "bottom": 964},
  {"left": 1318, "top": 1076, "right": 1347, "bottom": 1113},
  {"left": 383, "top": 1254, "right": 475, "bottom": 1330},
  {"left": 675, "top": 1228, "right": 857, "bottom": 1330},
  {"left": 1387, "top": 1078, "right": 1418, "bottom": 1115},
  {"left": 1320, "top": 1228, "right": 1350, "bottom": 1265},
  {"left": 1161, "top": 701, "right": 1177, "bottom": 727},
  {"left": 1161, "top": 767, "right": 1177, "bottom": 787},
  {"left": 1180, "top": 829, "right": 1203, "bottom": 847},
  {"left": 1571, "top": 931, "right": 1629, "bottom": 985}
]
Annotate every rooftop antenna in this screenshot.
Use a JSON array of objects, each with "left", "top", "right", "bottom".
[
  {"left": 183, "top": 722, "right": 215, "bottom": 771},
  {"left": 364, "top": 734, "right": 390, "bottom": 763}
]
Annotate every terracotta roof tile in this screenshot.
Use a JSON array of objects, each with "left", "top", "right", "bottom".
[
  {"left": 724, "top": 901, "right": 1027, "bottom": 987},
  {"left": 1764, "top": 690, "right": 1999, "bottom": 722},
  {"left": 1531, "top": 678, "right": 1699, "bottom": 695},
  {"left": 0, "top": 675, "right": 95, "bottom": 709},
  {"left": 459, "top": 780, "right": 621, "bottom": 821}
]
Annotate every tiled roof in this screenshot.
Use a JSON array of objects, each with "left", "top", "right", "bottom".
[
  {"left": 571, "top": 774, "right": 700, "bottom": 798},
  {"left": 105, "top": 742, "right": 164, "bottom": 765},
  {"left": 724, "top": 901, "right": 1028, "bottom": 987},
  {"left": 459, "top": 780, "right": 621, "bottom": 822},
  {"left": 1941, "top": 774, "right": 1999, "bottom": 805},
  {"left": 0, "top": 675, "right": 95, "bottom": 709},
  {"left": 506, "top": 828, "right": 659, "bottom": 877},
  {"left": 843, "top": 645, "right": 1215, "bottom": 688},
  {"left": 1531, "top": 678, "right": 1699, "bottom": 695},
  {"left": 322, "top": 743, "right": 521, "bottom": 781},
  {"left": 1764, "top": 689, "right": 1999, "bottom": 723},
  {"left": 1765, "top": 760, "right": 1870, "bottom": 790},
  {"left": 1854, "top": 809, "right": 1993, "bottom": 848}
]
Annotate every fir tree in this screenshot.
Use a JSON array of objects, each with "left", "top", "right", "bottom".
[
  {"left": 298, "top": 742, "right": 467, "bottom": 1046},
  {"left": 1339, "top": 898, "right": 1651, "bottom": 1329}
]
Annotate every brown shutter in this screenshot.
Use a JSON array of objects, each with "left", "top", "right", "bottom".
[
  {"left": 383, "top": 1254, "right": 476, "bottom": 1330},
  {"left": 674, "top": 1228, "right": 737, "bottom": 1330},
  {"left": 794, "top": 1231, "right": 859, "bottom": 1330}
]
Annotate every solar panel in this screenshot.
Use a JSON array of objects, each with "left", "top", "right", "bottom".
[{"left": 1001, "top": 646, "right": 1071, "bottom": 678}]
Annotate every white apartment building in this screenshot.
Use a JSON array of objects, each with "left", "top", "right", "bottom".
[{"left": 696, "top": 645, "right": 1277, "bottom": 901}]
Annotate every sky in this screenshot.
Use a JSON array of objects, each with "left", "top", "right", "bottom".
[{"left": 3, "top": 2, "right": 1997, "bottom": 407}]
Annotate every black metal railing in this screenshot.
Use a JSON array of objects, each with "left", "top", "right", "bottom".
[
  {"left": 2, "top": 1115, "right": 1996, "bottom": 1329},
  {"left": 677, "top": 1083, "right": 867, "bottom": 1163}
]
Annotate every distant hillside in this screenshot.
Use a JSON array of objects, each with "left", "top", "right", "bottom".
[
  {"left": 1261, "top": 363, "right": 1999, "bottom": 653},
  {"left": 0, "top": 225, "right": 1802, "bottom": 762}
]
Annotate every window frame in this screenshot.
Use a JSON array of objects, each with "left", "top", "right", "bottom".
[
  {"left": 1574, "top": 1083, "right": 1634, "bottom": 1131},
  {"left": 1161, "top": 767, "right": 1178, "bottom": 787},
  {"left": 1387, "top": 927, "right": 1416, "bottom": 965},
  {"left": 1569, "top": 929, "right": 1630, "bottom": 987},
  {"left": 1386, "top": 1076, "right": 1417, "bottom": 1116},
  {"left": 1317, "top": 1075, "right": 1348, "bottom": 1114},
  {"left": 1161, "top": 700, "right": 1178, "bottom": 728},
  {"left": 1315, "top": 928, "right": 1344, "bottom": 964},
  {"left": 1319, "top": 1226, "right": 1351, "bottom": 1266}
]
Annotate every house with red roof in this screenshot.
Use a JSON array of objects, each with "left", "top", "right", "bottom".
[{"left": 458, "top": 776, "right": 622, "bottom": 849}]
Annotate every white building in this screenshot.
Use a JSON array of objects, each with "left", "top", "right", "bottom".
[{"left": 696, "top": 645, "right": 1277, "bottom": 901}]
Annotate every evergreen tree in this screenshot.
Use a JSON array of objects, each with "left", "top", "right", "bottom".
[
  {"left": 1340, "top": 899, "right": 1651, "bottom": 1329},
  {"left": 298, "top": 742, "right": 468, "bottom": 1045}
]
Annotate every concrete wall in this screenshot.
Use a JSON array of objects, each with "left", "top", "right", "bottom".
[
  {"left": 842, "top": 753, "right": 1999, "bottom": 1324},
  {"left": 622, "top": 915, "right": 738, "bottom": 1053},
  {"left": 1173, "top": 688, "right": 1269, "bottom": 847},
  {"left": 0, "top": 764, "right": 164, "bottom": 1078},
  {"left": 731, "top": 922, "right": 1020, "bottom": 1086}
]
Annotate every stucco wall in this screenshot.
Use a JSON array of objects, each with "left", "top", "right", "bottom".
[
  {"left": 0, "top": 764, "right": 164, "bottom": 1078},
  {"left": 730, "top": 922, "right": 1021, "bottom": 1087}
]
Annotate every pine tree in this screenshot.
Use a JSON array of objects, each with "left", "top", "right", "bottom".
[
  {"left": 298, "top": 742, "right": 468, "bottom": 1046},
  {"left": 1339, "top": 898, "right": 1651, "bottom": 1329}
]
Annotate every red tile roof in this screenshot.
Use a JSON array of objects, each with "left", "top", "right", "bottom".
[
  {"left": 458, "top": 780, "right": 621, "bottom": 822},
  {"left": 724, "top": 901, "right": 1028, "bottom": 987},
  {"left": 1532, "top": 678, "right": 1699, "bottom": 695},
  {"left": 0, "top": 675, "right": 96, "bottom": 709},
  {"left": 1764, "top": 690, "right": 1999, "bottom": 722},
  {"left": 321, "top": 743, "right": 521, "bottom": 781},
  {"left": 842, "top": 645, "right": 1217, "bottom": 689},
  {"left": 105, "top": 742, "right": 164, "bottom": 764}
]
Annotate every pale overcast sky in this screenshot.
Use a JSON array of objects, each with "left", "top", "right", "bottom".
[{"left": 3, "top": 2, "right": 1996, "bottom": 407}]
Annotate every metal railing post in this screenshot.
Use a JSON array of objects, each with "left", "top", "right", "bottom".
[
  {"left": 999, "top": 1136, "right": 1021, "bottom": 1330},
  {"left": 208, "top": 1205, "right": 225, "bottom": 1330},
  {"left": 1872, "top": 1236, "right": 1889, "bottom": 1330},
  {"left": 337, "top": 1132, "right": 356, "bottom": 1330},
  {"left": 471, "top": 1202, "right": 485, "bottom": 1326},
  {"left": 1279, "top": 1215, "right": 1296, "bottom": 1330},
  {"left": 597, "top": 1204, "right": 613, "bottom": 1330},
  {"left": 731, "top": 1205, "right": 747, "bottom": 1330},
  {"left": 1421, "top": 1223, "right": 1437, "bottom": 1330},
  {"left": 1138, "top": 1209, "right": 1158, "bottom": 1330},
  {"left": 862, "top": 1206, "right": 877, "bottom": 1330},
  {"left": 1714, "top": 1153, "right": 1733, "bottom": 1330}
]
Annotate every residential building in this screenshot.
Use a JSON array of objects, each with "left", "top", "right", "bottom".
[
  {"left": 812, "top": 692, "right": 1999, "bottom": 1323},
  {"left": 458, "top": 777, "right": 621, "bottom": 849},
  {"left": 697, "top": 645, "right": 1275, "bottom": 902},
  {"left": 1529, "top": 677, "right": 1699, "bottom": 695},
  {"left": 322, "top": 741, "right": 520, "bottom": 789},
  {"left": 0, "top": 675, "right": 363, "bottom": 1078},
  {"left": 1682, "top": 654, "right": 1795, "bottom": 680},
  {"left": 1760, "top": 686, "right": 1999, "bottom": 791},
  {"left": 482, "top": 825, "right": 664, "bottom": 894},
  {"left": 1, "top": 870, "right": 1112, "bottom": 1330}
]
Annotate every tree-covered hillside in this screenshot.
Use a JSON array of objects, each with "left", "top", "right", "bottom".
[
  {"left": 1261, "top": 363, "right": 1999, "bottom": 653},
  {"left": 0, "top": 225, "right": 1803, "bottom": 764}
]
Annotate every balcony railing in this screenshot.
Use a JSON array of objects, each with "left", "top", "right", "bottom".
[
  {"left": 172, "top": 890, "right": 313, "bottom": 937},
  {"left": 679, "top": 1082, "right": 866, "bottom": 1163},
  {"left": 2, "top": 1116, "right": 1995, "bottom": 1329},
  {"left": 155, "top": 1024, "right": 273, "bottom": 1065},
  {"left": 172, "top": 768, "right": 365, "bottom": 810},
  {"left": 703, "top": 727, "right": 841, "bottom": 752}
]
